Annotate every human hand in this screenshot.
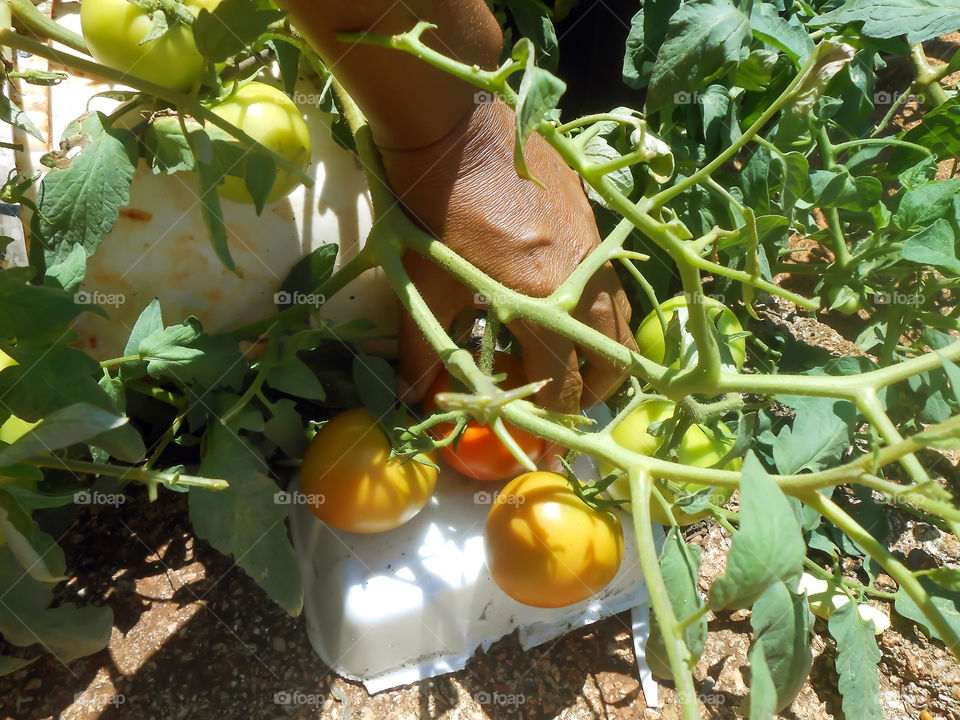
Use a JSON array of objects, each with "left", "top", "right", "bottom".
[{"left": 380, "top": 99, "right": 637, "bottom": 417}]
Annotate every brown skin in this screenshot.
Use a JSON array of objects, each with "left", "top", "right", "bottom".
[{"left": 277, "top": 1, "right": 636, "bottom": 453}]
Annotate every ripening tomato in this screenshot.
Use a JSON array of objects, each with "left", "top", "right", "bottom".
[
  {"left": 208, "top": 82, "right": 312, "bottom": 205},
  {"left": 635, "top": 295, "right": 746, "bottom": 370},
  {"left": 299, "top": 408, "right": 437, "bottom": 534},
  {"left": 600, "top": 399, "right": 738, "bottom": 525},
  {"left": 485, "top": 472, "right": 623, "bottom": 608},
  {"left": 423, "top": 353, "right": 545, "bottom": 481},
  {"left": 81, "top": 0, "right": 222, "bottom": 92}
]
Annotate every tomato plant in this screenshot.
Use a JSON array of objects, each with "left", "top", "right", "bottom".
[
  {"left": 600, "top": 399, "right": 738, "bottom": 525},
  {"left": 80, "top": 0, "right": 221, "bottom": 92},
  {"left": 2, "top": 0, "right": 960, "bottom": 715},
  {"left": 423, "top": 352, "right": 544, "bottom": 481},
  {"left": 299, "top": 408, "right": 437, "bottom": 534},
  {"left": 634, "top": 295, "right": 746, "bottom": 370},
  {"left": 484, "top": 471, "right": 623, "bottom": 608},
  {"left": 209, "top": 81, "right": 313, "bottom": 205}
]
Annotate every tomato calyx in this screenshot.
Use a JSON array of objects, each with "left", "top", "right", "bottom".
[
  {"left": 555, "top": 454, "right": 625, "bottom": 512},
  {"left": 129, "top": 0, "right": 197, "bottom": 40}
]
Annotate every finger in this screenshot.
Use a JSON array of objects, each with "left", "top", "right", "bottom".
[
  {"left": 396, "top": 253, "right": 470, "bottom": 403},
  {"left": 508, "top": 318, "right": 581, "bottom": 472},
  {"left": 576, "top": 271, "right": 637, "bottom": 407}
]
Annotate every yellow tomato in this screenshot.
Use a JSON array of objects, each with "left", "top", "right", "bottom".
[
  {"left": 299, "top": 408, "right": 437, "bottom": 534},
  {"left": 484, "top": 472, "right": 624, "bottom": 608}
]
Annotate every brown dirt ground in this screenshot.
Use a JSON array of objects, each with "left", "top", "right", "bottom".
[{"left": 2, "top": 33, "right": 960, "bottom": 720}]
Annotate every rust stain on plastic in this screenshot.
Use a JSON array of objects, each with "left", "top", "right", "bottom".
[{"left": 119, "top": 208, "right": 154, "bottom": 222}]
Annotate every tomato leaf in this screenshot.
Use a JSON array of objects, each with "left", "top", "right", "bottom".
[
  {"left": 190, "top": 423, "right": 303, "bottom": 615},
  {"left": 193, "top": 0, "right": 285, "bottom": 62},
  {"left": 512, "top": 38, "right": 566, "bottom": 184},
  {"left": 0, "top": 546, "right": 112, "bottom": 662},
  {"left": 773, "top": 396, "right": 856, "bottom": 473},
  {"left": 188, "top": 129, "right": 239, "bottom": 275},
  {"left": 0, "top": 489, "right": 66, "bottom": 582},
  {"left": 809, "top": 0, "right": 960, "bottom": 44},
  {"left": 646, "top": 0, "right": 750, "bottom": 113},
  {"left": 645, "top": 527, "right": 706, "bottom": 679},
  {"left": 901, "top": 218, "right": 960, "bottom": 274},
  {"left": 748, "top": 580, "right": 813, "bottom": 714},
  {"left": 32, "top": 112, "right": 138, "bottom": 269},
  {"left": 750, "top": 4, "right": 814, "bottom": 64},
  {"left": 828, "top": 600, "right": 883, "bottom": 720},
  {"left": 43, "top": 243, "right": 87, "bottom": 294},
  {"left": 0, "top": 267, "right": 95, "bottom": 344},
  {"left": 123, "top": 298, "right": 165, "bottom": 358},
  {"left": 0, "top": 92, "right": 43, "bottom": 141},
  {"left": 708, "top": 453, "right": 805, "bottom": 610},
  {"left": 263, "top": 398, "right": 308, "bottom": 458},
  {"left": 0, "top": 403, "right": 128, "bottom": 466},
  {"left": 267, "top": 355, "right": 326, "bottom": 401},
  {"left": 352, "top": 354, "right": 396, "bottom": 423},
  {"left": 894, "top": 177, "right": 960, "bottom": 230},
  {"left": 279, "top": 243, "right": 338, "bottom": 299},
  {"left": 893, "top": 578, "right": 960, "bottom": 644}
]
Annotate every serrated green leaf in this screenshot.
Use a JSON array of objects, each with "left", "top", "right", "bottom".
[
  {"left": 810, "top": 0, "right": 960, "bottom": 44},
  {"left": 190, "top": 424, "right": 302, "bottom": 615},
  {"left": 773, "top": 396, "right": 856, "bottom": 473},
  {"left": 646, "top": 0, "right": 750, "bottom": 112},
  {"left": 828, "top": 601, "right": 883, "bottom": 720},
  {"left": 749, "top": 581, "right": 813, "bottom": 713},
  {"left": 43, "top": 243, "right": 86, "bottom": 293},
  {"left": 901, "top": 218, "right": 960, "bottom": 274},
  {"left": 709, "top": 453, "right": 805, "bottom": 610},
  {"left": 32, "top": 113, "right": 138, "bottom": 266},
  {"left": 894, "top": 178, "right": 960, "bottom": 230}
]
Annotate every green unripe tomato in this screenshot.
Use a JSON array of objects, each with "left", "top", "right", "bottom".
[
  {"left": 635, "top": 295, "right": 746, "bottom": 370},
  {"left": 81, "top": 0, "right": 221, "bottom": 92},
  {"left": 824, "top": 286, "right": 861, "bottom": 316},
  {"left": 601, "top": 399, "right": 738, "bottom": 525},
  {"left": 209, "top": 82, "right": 312, "bottom": 205}
]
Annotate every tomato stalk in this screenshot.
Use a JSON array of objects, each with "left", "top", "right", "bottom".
[
  {"left": 802, "top": 490, "right": 960, "bottom": 654},
  {"left": 628, "top": 467, "right": 700, "bottom": 720}
]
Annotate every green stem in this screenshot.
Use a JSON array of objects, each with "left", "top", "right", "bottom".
[
  {"left": 676, "top": 603, "right": 710, "bottom": 634},
  {"left": 5, "top": 0, "right": 88, "bottom": 54},
  {"left": 909, "top": 44, "right": 949, "bottom": 107},
  {"left": 649, "top": 44, "right": 824, "bottom": 209},
  {"left": 804, "top": 490, "right": 960, "bottom": 655},
  {"left": 831, "top": 138, "right": 933, "bottom": 157},
  {"left": 23, "top": 456, "right": 228, "bottom": 490},
  {"left": 629, "top": 467, "right": 701, "bottom": 720},
  {"left": 817, "top": 126, "right": 854, "bottom": 270}
]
